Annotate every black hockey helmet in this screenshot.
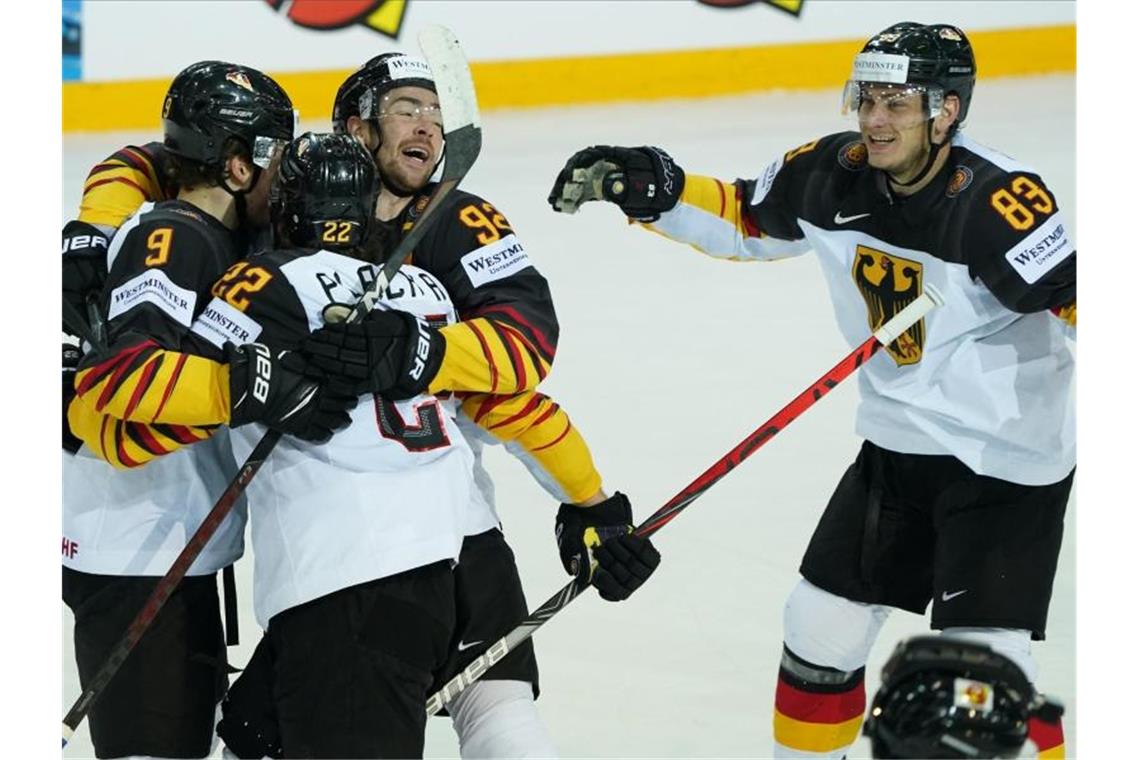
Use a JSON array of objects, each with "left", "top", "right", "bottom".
[
  {"left": 270, "top": 132, "right": 379, "bottom": 252},
  {"left": 162, "top": 61, "right": 295, "bottom": 174},
  {"left": 332, "top": 52, "right": 436, "bottom": 134},
  {"left": 844, "top": 23, "right": 976, "bottom": 125},
  {"left": 863, "top": 636, "right": 1061, "bottom": 759}
]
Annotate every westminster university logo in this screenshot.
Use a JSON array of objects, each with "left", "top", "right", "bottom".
[
  {"left": 851, "top": 245, "right": 925, "bottom": 366},
  {"left": 264, "top": 0, "right": 409, "bottom": 39}
]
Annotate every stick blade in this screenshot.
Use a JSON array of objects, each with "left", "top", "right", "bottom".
[{"left": 418, "top": 25, "right": 481, "bottom": 134}]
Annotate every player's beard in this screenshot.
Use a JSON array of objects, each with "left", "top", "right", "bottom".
[{"left": 379, "top": 154, "right": 433, "bottom": 198}]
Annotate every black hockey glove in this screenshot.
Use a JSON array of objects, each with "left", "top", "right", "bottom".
[
  {"left": 227, "top": 343, "right": 357, "bottom": 443},
  {"left": 63, "top": 336, "right": 83, "bottom": 454},
  {"left": 548, "top": 145, "right": 685, "bottom": 221},
  {"left": 62, "top": 220, "right": 110, "bottom": 334},
  {"left": 555, "top": 492, "right": 662, "bottom": 602},
  {"left": 299, "top": 309, "right": 445, "bottom": 400}
]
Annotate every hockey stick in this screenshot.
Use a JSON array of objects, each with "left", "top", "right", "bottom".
[
  {"left": 61, "top": 24, "right": 481, "bottom": 747},
  {"left": 426, "top": 285, "right": 945, "bottom": 715}
]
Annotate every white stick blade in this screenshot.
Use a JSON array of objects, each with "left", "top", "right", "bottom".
[
  {"left": 873, "top": 284, "right": 944, "bottom": 345},
  {"left": 418, "top": 25, "right": 480, "bottom": 132}
]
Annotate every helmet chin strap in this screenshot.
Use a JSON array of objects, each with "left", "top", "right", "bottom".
[
  {"left": 889, "top": 119, "right": 948, "bottom": 189},
  {"left": 219, "top": 164, "right": 261, "bottom": 227}
]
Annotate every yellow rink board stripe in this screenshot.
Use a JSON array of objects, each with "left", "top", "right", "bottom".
[{"left": 63, "top": 24, "right": 1074, "bottom": 133}]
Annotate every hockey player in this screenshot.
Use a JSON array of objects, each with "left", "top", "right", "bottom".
[
  {"left": 195, "top": 131, "right": 482, "bottom": 758},
  {"left": 298, "top": 52, "right": 661, "bottom": 756},
  {"left": 549, "top": 22, "right": 1073, "bottom": 759},
  {"left": 62, "top": 61, "right": 354, "bottom": 759}
]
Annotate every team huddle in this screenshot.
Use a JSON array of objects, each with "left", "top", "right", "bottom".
[{"left": 63, "top": 21, "right": 1074, "bottom": 760}]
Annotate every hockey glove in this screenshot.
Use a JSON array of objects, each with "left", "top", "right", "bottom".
[
  {"left": 227, "top": 343, "right": 357, "bottom": 443},
  {"left": 63, "top": 336, "right": 83, "bottom": 454},
  {"left": 62, "top": 220, "right": 110, "bottom": 334},
  {"left": 548, "top": 145, "right": 685, "bottom": 221},
  {"left": 300, "top": 309, "right": 445, "bottom": 400},
  {"left": 555, "top": 492, "right": 662, "bottom": 602}
]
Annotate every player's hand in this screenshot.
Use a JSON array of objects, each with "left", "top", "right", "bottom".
[
  {"left": 63, "top": 335, "right": 83, "bottom": 454},
  {"left": 555, "top": 492, "right": 661, "bottom": 601},
  {"left": 227, "top": 343, "right": 357, "bottom": 443},
  {"left": 62, "top": 220, "right": 110, "bottom": 334},
  {"left": 299, "top": 309, "right": 444, "bottom": 400},
  {"left": 548, "top": 145, "right": 685, "bottom": 221}
]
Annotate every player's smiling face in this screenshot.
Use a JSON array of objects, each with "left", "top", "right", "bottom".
[
  {"left": 858, "top": 84, "right": 930, "bottom": 180},
  {"left": 374, "top": 85, "right": 443, "bottom": 194}
]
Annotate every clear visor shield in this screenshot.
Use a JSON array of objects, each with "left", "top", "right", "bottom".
[
  {"left": 252, "top": 135, "right": 288, "bottom": 170},
  {"left": 841, "top": 81, "right": 944, "bottom": 131},
  {"left": 377, "top": 93, "right": 444, "bottom": 131}
]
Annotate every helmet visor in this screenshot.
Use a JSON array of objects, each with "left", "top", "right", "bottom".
[
  {"left": 378, "top": 96, "right": 444, "bottom": 131},
  {"left": 841, "top": 81, "right": 944, "bottom": 130}
]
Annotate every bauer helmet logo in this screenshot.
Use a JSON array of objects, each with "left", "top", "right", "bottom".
[
  {"left": 939, "top": 27, "right": 964, "bottom": 41},
  {"left": 226, "top": 71, "right": 254, "bottom": 92},
  {"left": 162, "top": 96, "right": 172, "bottom": 118},
  {"left": 262, "top": 0, "right": 409, "bottom": 39}
]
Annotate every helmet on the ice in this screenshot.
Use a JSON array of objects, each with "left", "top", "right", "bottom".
[{"left": 863, "top": 636, "right": 1061, "bottom": 759}]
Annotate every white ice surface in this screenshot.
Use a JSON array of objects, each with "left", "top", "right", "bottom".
[{"left": 62, "top": 75, "right": 1076, "bottom": 758}]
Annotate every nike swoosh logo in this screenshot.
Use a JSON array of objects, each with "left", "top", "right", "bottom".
[
  {"left": 457, "top": 640, "right": 483, "bottom": 652},
  {"left": 834, "top": 211, "right": 871, "bottom": 225},
  {"left": 941, "top": 590, "right": 968, "bottom": 601}
]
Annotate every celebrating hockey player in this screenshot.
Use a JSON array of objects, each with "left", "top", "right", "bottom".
[
  {"left": 197, "top": 130, "right": 482, "bottom": 758},
  {"left": 549, "top": 22, "right": 1074, "bottom": 758},
  {"left": 62, "top": 61, "right": 353, "bottom": 759},
  {"left": 293, "top": 51, "right": 660, "bottom": 756}
]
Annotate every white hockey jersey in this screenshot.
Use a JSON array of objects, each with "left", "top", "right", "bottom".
[
  {"left": 63, "top": 432, "right": 246, "bottom": 576},
  {"left": 649, "top": 131, "right": 1075, "bottom": 486},
  {"left": 191, "top": 249, "right": 486, "bottom": 628}
]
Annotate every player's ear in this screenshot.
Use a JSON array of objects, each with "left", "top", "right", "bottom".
[
  {"left": 934, "top": 93, "right": 961, "bottom": 141},
  {"left": 224, "top": 153, "right": 256, "bottom": 191},
  {"left": 346, "top": 116, "right": 374, "bottom": 151}
]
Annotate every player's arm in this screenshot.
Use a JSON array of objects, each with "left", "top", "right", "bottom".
[
  {"left": 547, "top": 143, "right": 814, "bottom": 261},
  {"left": 459, "top": 390, "right": 602, "bottom": 504},
  {"left": 63, "top": 142, "right": 175, "bottom": 442},
  {"left": 964, "top": 170, "right": 1076, "bottom": 326},
  {"left": 77, "top": 142, "right": 173, "bottom": 229},
  {"left": 458, "top": 389, "right": 660, "bottom": 601},
  {"left": 71, "top": 214, "right": 234, "bottom": 429},
  {"left": 71, "top": 228, "right": 352, "bottom": 467},
  {"left": 64, "top": 143, "right": 174, "bottom": 330}
]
